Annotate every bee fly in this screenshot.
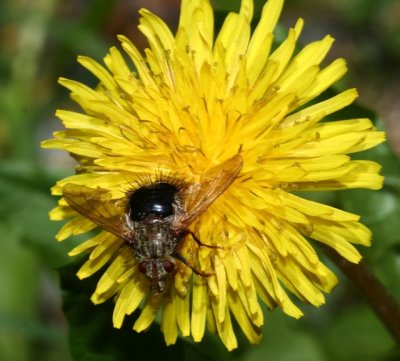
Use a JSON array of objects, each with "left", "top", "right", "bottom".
[{"left": 63, "top": 154, "right": 243, "bottom": 294}]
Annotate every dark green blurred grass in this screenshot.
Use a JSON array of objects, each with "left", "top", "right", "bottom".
[{"left": 0, "top": 0, "right": 399, "bottom": 360}]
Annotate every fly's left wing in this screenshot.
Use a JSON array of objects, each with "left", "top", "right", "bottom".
[
  {"left": 172, "top": 154, "right": 243, "bottom": 232},
  {"left": 63, "top": 183, "right": 132, "bottom": 240}
]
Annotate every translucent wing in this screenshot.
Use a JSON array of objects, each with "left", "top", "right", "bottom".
[
  {"left": 63, "top": 183, "right": 132, "bottom": 240},
  {"left": 172, "top": 154, "right": 243, "bottom": 232}
]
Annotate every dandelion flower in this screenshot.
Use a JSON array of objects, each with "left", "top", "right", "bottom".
[{"left": 42, "top": 0, "right": 385, "bottom": 350}]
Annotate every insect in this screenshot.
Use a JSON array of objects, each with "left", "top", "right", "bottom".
[{"left": 63, "top": 154, "right": 243, "bottom": 294}]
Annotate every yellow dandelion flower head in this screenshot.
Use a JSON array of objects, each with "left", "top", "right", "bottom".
[{"left": 42, "top": 0, "right": 385, "bottom": 350}]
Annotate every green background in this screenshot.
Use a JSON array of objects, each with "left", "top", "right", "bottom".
[{"left": 0, "top": 0, "right": 399, "bottom": 360}]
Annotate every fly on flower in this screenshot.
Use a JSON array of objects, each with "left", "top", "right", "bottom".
[
  {"left": 63, "top": 155, "right": 243, "bottom": 294},
  {"left": 42, "top": 0, "right": 385, "bottom": 351}
]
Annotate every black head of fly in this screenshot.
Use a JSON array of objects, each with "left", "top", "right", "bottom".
[{"left": 128, "top": 182, "right": 180, "bottom": 221}]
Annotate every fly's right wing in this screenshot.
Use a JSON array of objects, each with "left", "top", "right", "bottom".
[
  {"left": 172, "top": 154, "right": 243, "bottom": 231},
  {"left": 63, "top": 183, "right": 132, "bottom": 240}
]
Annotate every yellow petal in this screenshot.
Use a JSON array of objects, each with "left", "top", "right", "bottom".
[
  {"left": 191, "top": 275, "right": 208, "bottom": 342},
  {"left": 92, "top": 248, "right": 131, "bottom": 295},
  {"left": 113, "top": 279, "right": 145, "bottom": 328},
  {"left": 133, "top": 295, "right": 163, "bottom": 332},
  {"left": 246, "top": 0, "right": 283, "bottom": 85},
  {"left": 77, "top": 55, "right": 116, "bottom": 91},
  {"left": 311, "top": 224, "right": 363, "bottom": 263},
  {"left": 228, "top": 293, "right": 262, "bottom": 344},
  {"left": 68, "top": 231, "right": 112, "bottom": 256},
  {"left": 214, "top": 255, "right": 227, "bottom": 323},
  {"left": 211, "top": 300, "right": 237, "bottom": 351},
  {"left": 161, "top": 293, "right": 179, "bottom": 345},
  {"left": 55, "top": 216, "right": 96, "bottom": 241}
]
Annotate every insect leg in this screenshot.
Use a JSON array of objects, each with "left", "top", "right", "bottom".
[
  {"left": 171, "top": 252, "right": 213, "bottom": 277},
  {"left": 181, "top": 230, "right": 223, "bottom": 249}
]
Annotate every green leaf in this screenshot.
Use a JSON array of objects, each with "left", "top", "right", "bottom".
[
  {"left": 0, "top": 222, "right": 38, "bottom": 361},
  {"left": 323, "top": 305, "right": 397, "bottom": 361},
  {"left": 0, "top": 161, "right": 74, "bottom": 267},
  {"left": 258, "top": 309, "right": 329, "bottom": 361}
]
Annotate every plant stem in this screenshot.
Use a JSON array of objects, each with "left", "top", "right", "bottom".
[{"left": 326, "top": 248, "right": 400, "bottom": 344}]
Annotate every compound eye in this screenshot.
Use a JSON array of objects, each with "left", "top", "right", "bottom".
[
  {"left": 162, "top": 260, "right": 175, "bottom": 273},
  {"left": 138, "top": 261, "right": 148, "bottom": 274}
]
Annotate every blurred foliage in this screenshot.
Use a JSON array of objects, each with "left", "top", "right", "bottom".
[{"left": 0, "top": 0, "right": 399, "bottom": 360}]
